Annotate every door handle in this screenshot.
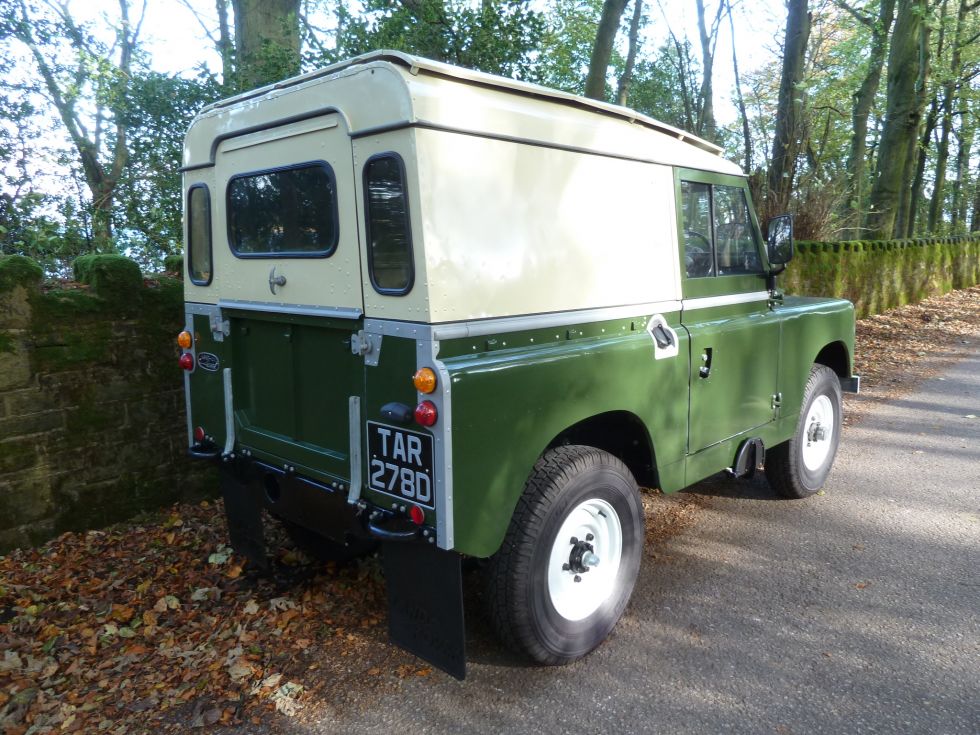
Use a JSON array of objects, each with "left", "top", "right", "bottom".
[{"left": 699, "top": 347, "right": 713, "bottom": 378}]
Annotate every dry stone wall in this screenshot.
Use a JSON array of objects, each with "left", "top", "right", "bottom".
[{"left": 0, "top": 255, "right": 214, "bottom": 552}]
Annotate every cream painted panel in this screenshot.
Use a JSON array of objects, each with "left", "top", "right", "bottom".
[
  {"left": 415, "top": 129, "right": 681, "bottom": 322},
  {"left": 406, "top": 75, "right": 742, "bottom": 176},
  {"left": 203, "top": 116, "right": 363, "bottom": 311},
  {"left": 353, "top": 129, "right": 433, "bottom": 322},
  {"left": 183, "top": 63, "right": 411, "bottom": 168}
]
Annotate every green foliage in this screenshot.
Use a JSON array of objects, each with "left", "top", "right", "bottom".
[
  {"left": 0, "top": 254, "right": 43, "bottom": 294},
  {"left": 73, "top": 255, "right": 142, "bottom": 302},
  {"left": 337, "top": 0, "right": 545, "bottom": 77}
]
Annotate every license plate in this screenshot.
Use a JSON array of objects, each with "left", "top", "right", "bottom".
[{"left": 366, "top": 422, "right": 435, "bottom": 508}]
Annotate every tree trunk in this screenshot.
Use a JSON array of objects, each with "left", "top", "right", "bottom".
[
  {"left": 867, "top": 0, "right": 927, "bottom": 240},
  {"left": 951, "top": 110, "right": 974, "bottom": 232},
  {"left": 584, "top": 0, "right": 629, "bottom": 100},
  {"left": 726, "top": 0, "right": 752, "bottom": 172},
  {"left": 616, "top": 0, "right": 643, "bottom": 106},
  {"left": 216, "top": 0, "right": 234, "bottom": 89},
  {"left": 843, "top": 0, "right": 895, "bottom": 238},
  {"left": 694, "top": 0, "right": 724, "bottom": 140},
  {"left": 900, "top": 9, "right": 934, "bottom": 237},
  {"left": 232, "top": 0, "right": 301, "bottom": 90},
  {"left": 971, "top": 168, "right": 980, "bottom": 232},
  {"left": 927, "top": 0, "right": 968, "bottom": 232},
  {"left": 767, "top": 0, "right": 810, "bottom": 215}
]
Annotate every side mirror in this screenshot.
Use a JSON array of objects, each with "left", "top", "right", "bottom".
[{"left": 766, "top": 214, "right": 794, "bottom": 268}]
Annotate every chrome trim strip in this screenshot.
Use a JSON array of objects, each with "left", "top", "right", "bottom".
[
  {"left": 347, "top": 396, "right": 362, "bottom": 504},
  {"left": 185, "top": 301, "right": 219, "bottom": 315},
  {"left": 418, "top": 336, "right": 454, "bottom": 550},
  {"left": 221, "top": 368, "right": 235, "bottom": 457},
  {"left": 364, "top": 300, "right": 681, "bottom": 341},
  {"left": 218, "top": 299, "right": 363, "bottom": 320},
  {"left": 183, "top": 308, "right": 195, "bottom": 446},
  {"left": 681, "top": 291, "right": 770, "bottom": 311}
]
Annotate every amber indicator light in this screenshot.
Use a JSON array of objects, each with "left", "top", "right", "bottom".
[
  {"left": 413, "top": 367, "right": 437, "bottom": 394},
  {"left": 177, "top": 330, "right": 193, "bottom": 349}
]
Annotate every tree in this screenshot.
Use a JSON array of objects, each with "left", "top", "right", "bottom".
[
  {"left": 232, "top": 0, "right": 300, "bottom": 90},
  {"left": 693, "top": 0, "right": 725, "bottom": 140},
  {"left": 837, "top": 0, "right": 895, "bottom": 237},
  {"left": 616, "top": 0, "right": 644, "bottom": 106},
  {"left": 866, "top": 0, "right": 928, "bottom": 239},
  {"left": 584, "top": 0, "right": 629, "bottom": 99},
  {"left": 767, "top": 0, "right": 811, "bottom": 215},
  {"left": 5, "top": 0, "right": 145, "bottom": 250}
]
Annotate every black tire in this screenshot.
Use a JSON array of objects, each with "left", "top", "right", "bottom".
[
  {"left": 281, "top": 520, "right": 377, "bottom": 563},
  {"left": 486, "top": 445, "right": 644, "bottom": 665},
  {"left": 766, "top": 364, "right": 843, "bottom": 498}
]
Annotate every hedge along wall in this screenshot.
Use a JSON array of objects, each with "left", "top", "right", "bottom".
[
  {"left": 0, "top": 254, "right": 214, "bottom": 552},
  {"left": 782, "top": 235, "right": 980, "bottom": 319}
]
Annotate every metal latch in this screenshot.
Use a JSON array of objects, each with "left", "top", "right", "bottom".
[
  {"left": 351, "top": 330, "right": 382, "bottom": 366},
  {"left": 208, "top": 309, "right": 230, "bottom": 342},
  {"left": 771, "top": 392, "right": 783, "bottom": 410}
]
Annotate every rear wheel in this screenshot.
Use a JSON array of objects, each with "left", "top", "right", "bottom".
[
  {"left": 766, "top": 364, "right": 842, "bottom": 498},
  {"left": 486, "top": 446, "right": 643, "bottom": 665}
]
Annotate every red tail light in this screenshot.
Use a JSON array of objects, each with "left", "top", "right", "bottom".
[
  {"left": 414, "top": 400, "right": 438, "bottom": 426},
  {"left": 179, "top": 353, "right": 194, "bottom": 371},
  {"left": 409, "top": 505, "right": 425, "bottom": 526},
  {"left": 193, "top": 426, "right": 205, "bottom": 442}
]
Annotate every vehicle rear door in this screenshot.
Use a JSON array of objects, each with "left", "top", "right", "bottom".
[{"left": 212, "top": 114, "right": 364, "bottom": 483}]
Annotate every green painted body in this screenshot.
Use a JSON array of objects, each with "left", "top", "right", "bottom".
[
  {"left": 186, "top": 292, "right": 854, "bottom": 559},
  {"left": 183, "top": 136, "right": 855, "bottom": 562}
]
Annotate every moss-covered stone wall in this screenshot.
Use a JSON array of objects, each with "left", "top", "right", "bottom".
[
  {"left": 782, "top": 235, "right": 980, "bottom": 318},
  {"left": 0, "top": 255, "right": 214, "bottom": 551}
]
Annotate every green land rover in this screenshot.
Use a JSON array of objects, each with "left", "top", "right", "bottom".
[{"left": 178, "top": 51, "right": 859, "bottom": 679}]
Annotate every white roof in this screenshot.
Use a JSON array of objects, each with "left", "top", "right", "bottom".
[{"left": 184, "top": 51, "right": 742, "bottom": 176}]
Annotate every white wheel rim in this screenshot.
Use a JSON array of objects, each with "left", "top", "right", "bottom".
[
  {"left": 547, "top": 497, "right": 623, "bottom": 621},
  {"left": 801, "top": 394, "right": 835, "bottom": 472}
]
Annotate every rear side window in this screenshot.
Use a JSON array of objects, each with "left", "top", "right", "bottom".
[
  {"left": 227, "top": 162, "right": 338, "bottom": 257},
  {"left": 364, "top": 154, "right": 414, "bottom": 294},
  {"left": 187, "top": 184, "right": 212, "bottom": 285}
]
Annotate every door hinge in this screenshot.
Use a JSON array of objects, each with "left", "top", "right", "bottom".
[
  {"left": 771, "top": 392, "right": 783, "bottom": 410},
  {"left": 351, "top": 330, "right": 382, "bottom": 366}
]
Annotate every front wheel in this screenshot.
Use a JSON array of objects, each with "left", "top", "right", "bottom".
[
  {"left": 486, "top": 446, "right": 644, "bottom": 665},
  {"left": 766, "top": 364, "right": 843, "bottom": 498}
]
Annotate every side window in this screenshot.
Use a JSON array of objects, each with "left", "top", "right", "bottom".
[
  {"left": 681, "top": 181, "right": 714, "bottom": 278},
  {"left": 681, "top": 180, "right": 763, "bottom": 279},
  {"left": 187, "top": 185, "right": 212, "bottom": 285},
  {"left": 364, "top": 154, "right": 414, "bottom": 295},
  {"left": 227, "top": 162, "right": 338, "bottom": 257},
  {"left": 713, "top": 185, "right": 762, "bottom": 275}
]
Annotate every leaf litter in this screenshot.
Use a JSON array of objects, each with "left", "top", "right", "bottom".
[{"left": 1, "top": 286, "right": 977, "bottom": 733}]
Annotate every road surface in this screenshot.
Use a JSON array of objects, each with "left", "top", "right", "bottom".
[{"left": 322, "top": 349, "right": 979, "bottom": 734}]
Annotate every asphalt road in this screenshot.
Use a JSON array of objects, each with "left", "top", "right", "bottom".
[{"left": 322, "top": 350, "right": 980, "bottom": 735}]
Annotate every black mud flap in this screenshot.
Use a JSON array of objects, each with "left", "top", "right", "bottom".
[
  {"left": 383, "top": 542, "right": 466, "bottom": 680},
  {"left": 220, "top": 468, "right": 268, "bottom": 570}
]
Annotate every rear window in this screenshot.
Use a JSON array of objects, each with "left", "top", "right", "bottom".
[
  {"left": 227, "top": 162, "right": 338, "bottom": 257},
  {"left": 187, "top": 184, "right": 212, "bottom": 285},
  {"left": 364, "top": 154, "right": 414, "bottom": 294}
]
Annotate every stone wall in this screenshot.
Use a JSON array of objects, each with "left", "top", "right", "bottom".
[
  {"left": 784, "top": 235, "right": 980, "bottom": 318},
  {"left": 0, "top": 255, "right": 214, "bottom": 551}
]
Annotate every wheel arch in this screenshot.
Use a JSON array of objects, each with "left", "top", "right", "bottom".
[
  {"left": 814, "top": 340, "right": 851, "bottom": 378},
  {"left": 546, "top": 410, "right": 658, "bottom": 489}
]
